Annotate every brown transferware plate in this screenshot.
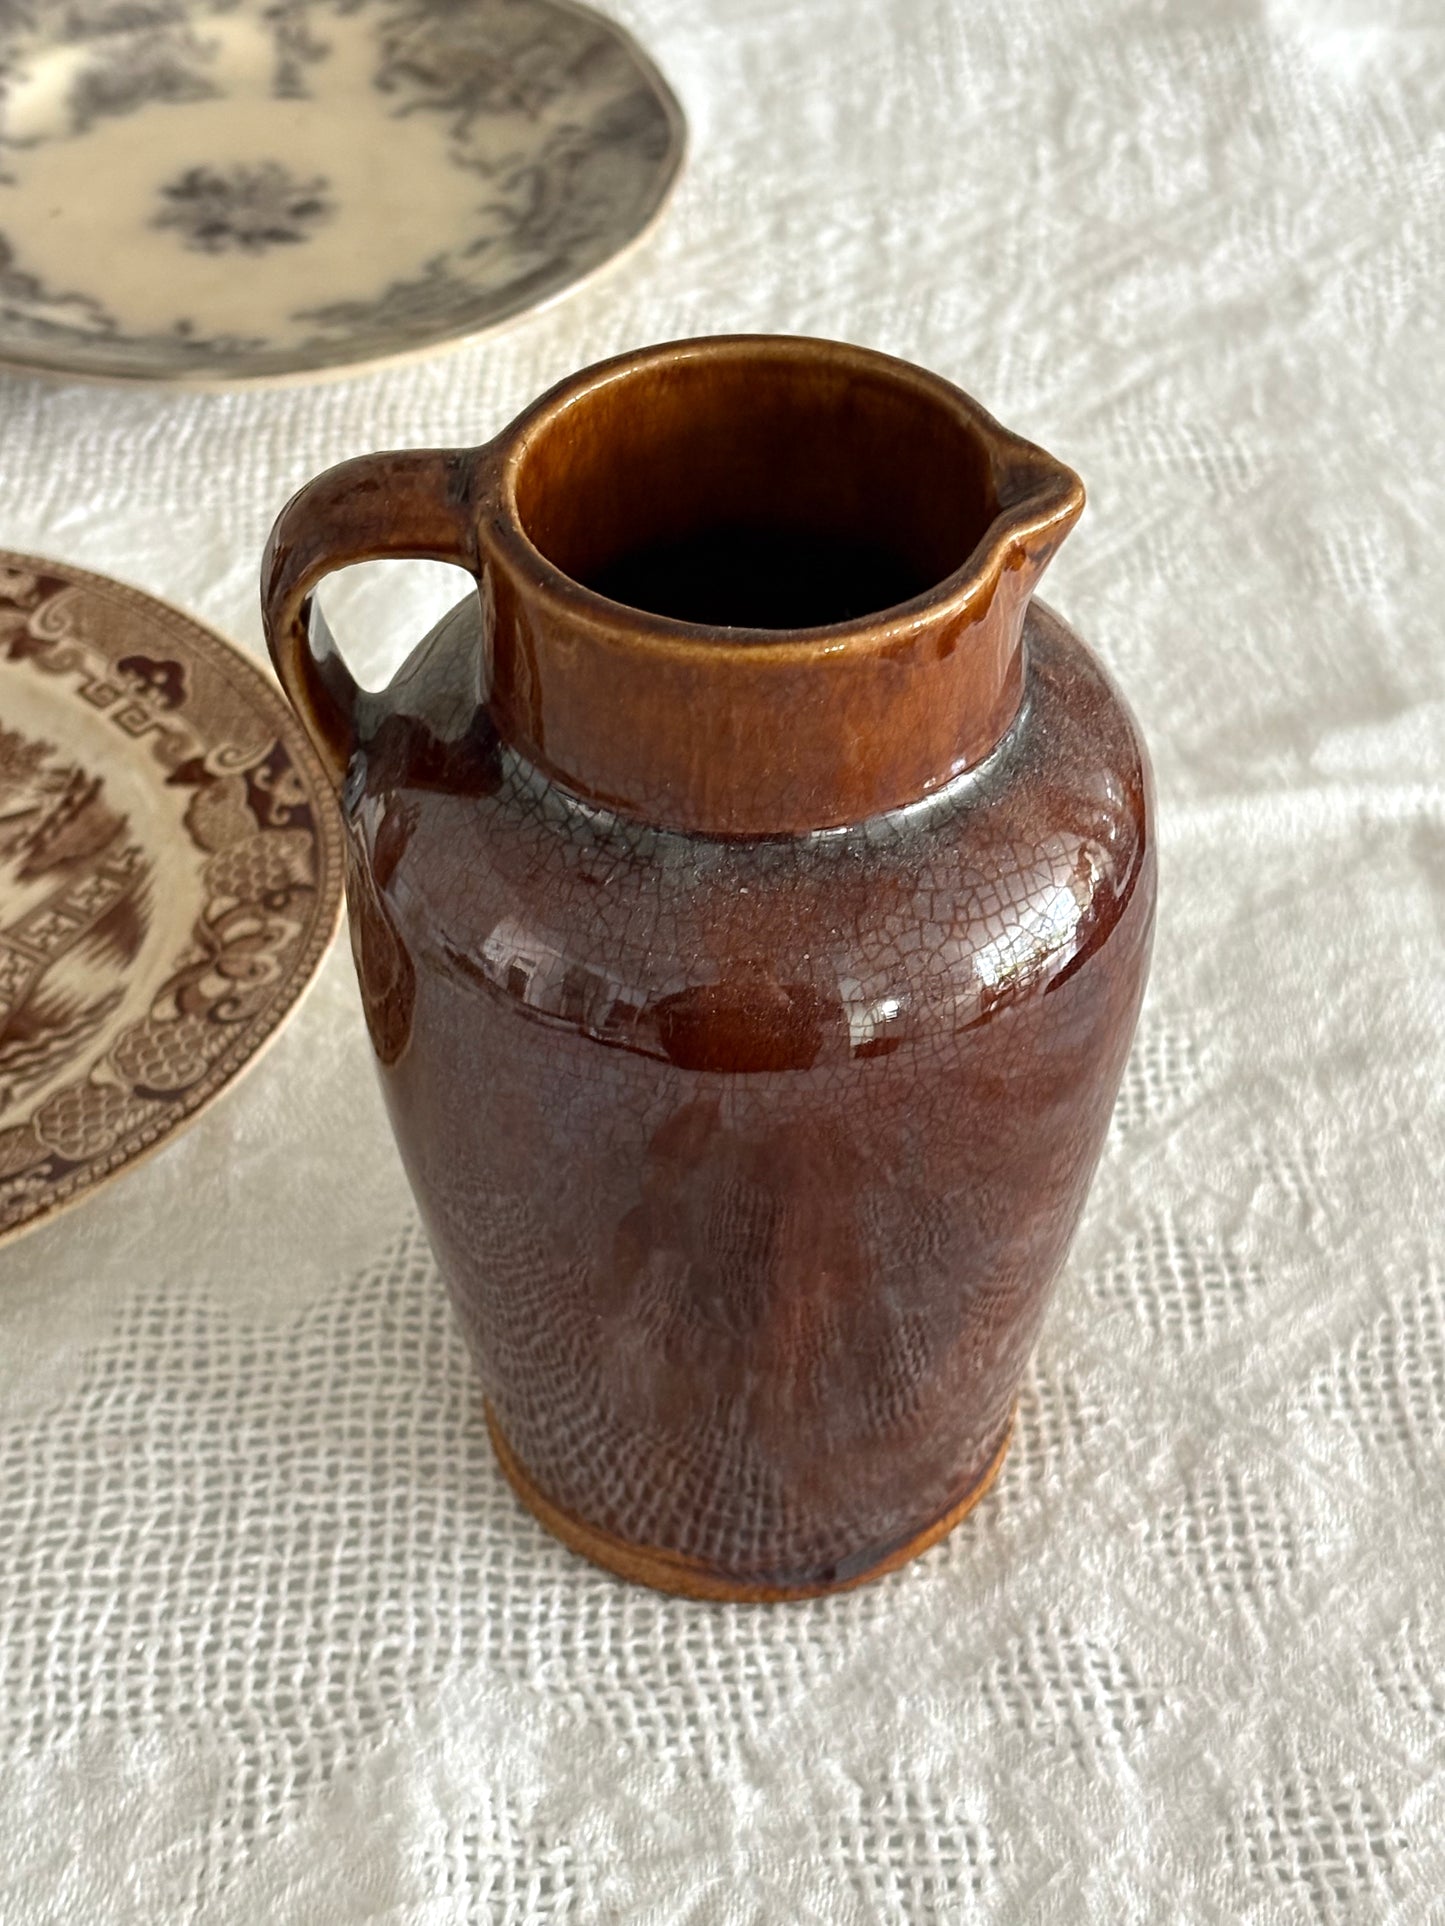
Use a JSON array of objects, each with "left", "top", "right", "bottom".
[{"left": 0, "top": 552, "right": 343, "bottom": 1247}]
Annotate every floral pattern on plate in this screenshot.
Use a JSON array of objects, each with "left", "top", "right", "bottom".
[{"left": 0, "top": 0, "right": 684, "bottom": 383}]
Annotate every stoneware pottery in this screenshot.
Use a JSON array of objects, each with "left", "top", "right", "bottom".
[
  {"left": 262, "top": 335, "right": 1156, "bottom": 1599},
  {"left": 0, "top": 552, "right": 343, "bottom": 1248},
  {"left": 0, "top": 0, "right": 683, "bottom": 386}
]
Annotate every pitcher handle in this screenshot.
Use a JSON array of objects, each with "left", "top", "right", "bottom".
[{"left": 261, "top": 448, "right": 482, "bottom": 792}]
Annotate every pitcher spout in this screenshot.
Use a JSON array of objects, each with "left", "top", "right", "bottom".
[{"left": 473, "top": 335, "right": 1086, "bottom": 835}]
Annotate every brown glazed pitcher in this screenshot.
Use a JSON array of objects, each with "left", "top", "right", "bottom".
[{"left": 262, "top": 336, "right": 1155, "bottom": 1601}]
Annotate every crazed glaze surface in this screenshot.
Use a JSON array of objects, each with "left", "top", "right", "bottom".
[
  {"left": 262, "top": 337, "right": 1156, "bottom": 1597},
  {"left": 344, "top": 598, "right": 1153, "bottom": 1592}
]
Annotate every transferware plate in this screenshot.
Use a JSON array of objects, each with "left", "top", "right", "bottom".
[
  {"left": 0, "top": 0, "right": 684, "bottom": 385},
  {"left": 0, "top": 552, "right": 344, "bottom": 1247}
]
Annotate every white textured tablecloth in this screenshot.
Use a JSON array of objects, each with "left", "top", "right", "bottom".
[{"left": 2, "top": 1, "right": 1442, "bottom": 1919}]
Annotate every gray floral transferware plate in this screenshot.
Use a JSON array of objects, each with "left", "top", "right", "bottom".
[
  {"left": 0, "top": 553, "right": 344, "bottom": 1247},
  {"left": 0, "top": 0, "right": 684, "bottom": 385}
]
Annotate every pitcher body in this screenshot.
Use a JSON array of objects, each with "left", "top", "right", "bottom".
[{"left": 263, "top": 335, "right": 1155, "bottom": 1597}]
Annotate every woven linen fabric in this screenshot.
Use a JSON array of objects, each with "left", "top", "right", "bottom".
[{"left": 1, "top": 0, "right": 1442, "bottom": 1918}]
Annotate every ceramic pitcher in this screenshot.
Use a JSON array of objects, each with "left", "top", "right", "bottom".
[{"left": 262, "top": 335, "right": 1155, "bottom": 1599}]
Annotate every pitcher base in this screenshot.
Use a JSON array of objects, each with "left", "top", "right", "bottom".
[{"left": 485, "top": 1404, "right": 1016, "bottom": 1602}]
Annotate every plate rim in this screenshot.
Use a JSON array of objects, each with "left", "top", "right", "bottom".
[
  {"left": 0, "top": 0, "right": 688, "bottom": 392},
  {"left": 0, "top": 549, "right": 346, "bottom": 1252}
]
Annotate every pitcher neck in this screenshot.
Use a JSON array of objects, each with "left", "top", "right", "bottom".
[{"left": 471, "top": 337, "right": 1084, "bottom": 837}]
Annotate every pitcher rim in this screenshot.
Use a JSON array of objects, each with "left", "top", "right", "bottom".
[{"left": 480, "top": 332, "right": 1085, "bottom": 663}]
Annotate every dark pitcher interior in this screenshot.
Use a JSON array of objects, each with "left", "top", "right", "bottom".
[{"left": 510, "top": 351, "right": 1001, "bottom": 630}]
